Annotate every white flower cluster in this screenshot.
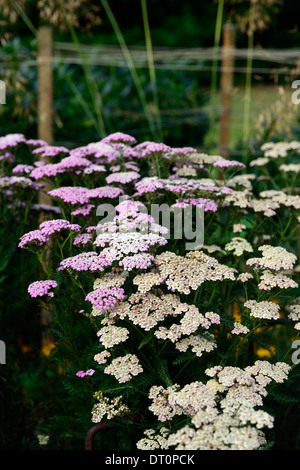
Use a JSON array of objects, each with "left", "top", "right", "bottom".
[
  {"left": 258, "top": 271, "right": 298, "bottom": 291},
  {"left": 259, "top": 190, "right": 300, "bottom": 210},
  {"left": 126, "top": 292, "right": 190, "bottom": 331},
  {"left": 279, "top": 163, "right": 300, "bottom": 173},
  {"left": 91, "top": 391, "right": 130, "bottom": 423},
  {"left": 247, "top": 245, "right": 297, "bottom": 272},
  {"left": 261, "top": 141, "right": 300, "bottom": 158},
  {"left": 231, "top": 322, "right": 250, "bottom": 335},
  {"left": 244, "top": 300, "right": 280, "bottom": 320},
  {"left": 287, "top": 304, "right": 300, "bottom": 329},
  {"left": 225, "top": 237, "right": 253, "bottom": 257},
  {"left": 175, "top": 333, "right": 217, "bottom": 356},
  {"left": 237, "top": 272, "right": 254, "bottom": 283},
  {"left": 136, "top": 428, "right": 169, "bottom": 450},
  {"left": 96, "top": 325, "right": 129, "bottom": 349},
  {"left": 152, "top": 250, "right": 235, "bottom": 295},
  {"left": 104, "top": 354, "right": 143, "bottom": 383},
  {"left": 154, "top": 307, "right": 220, "bottom": 343},
  {"left": 146, "top": 361, "right": 290, "bottom": 450},
  {"left": 224, "top": 190, "right": 251, "bottom": 209},
  {"left": 233, "top": 223, "right": 247, "bottom": 233},
  {"left": 94, "top": 350, "right": 111, "bottom": 364}
]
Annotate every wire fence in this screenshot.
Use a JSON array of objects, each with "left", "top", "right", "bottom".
[{"left": 1, "top": 37, "right": 300, "bottom": 153}]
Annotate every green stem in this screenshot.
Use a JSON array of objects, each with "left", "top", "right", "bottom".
[
  {"left": 208, "top": 0, "right": 225, "bottom": 151},
  {"left": 242, "top": 2, "right": 255, "bottom": 162},
  {"left": 59, "top": 0, "right": 106, "bottom": 137},
  {"left": 100, "top": 0, "right": 159, "bottom": 141},
  {"left": 141, "top": 0, "right": 162, "bottom": 140}
]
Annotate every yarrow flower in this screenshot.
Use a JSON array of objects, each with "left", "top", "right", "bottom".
[
  {"left": 32, "top": 145, "right": 69, "bottom": 158},
  {"left": 85, "top": 286, "right": 125, "bottom": 312},
  {"left": 233, "top": 223, "right": 247, "bottom": 233},
  {"left": 244, "top": 300, "right": 281, "bottom": 320},
  {"left": 94, "top": 350, "right": 111, "bottom": 365},
  {"left": 246, "top": 245, "right": 297, "bottom": 272},
  {"left": 153, "top": 250, "right": 235, "bottom": 295},
  {"left": 258, "top": 272, "right": 298, "bottom": 291},
  {"left": 225, "top": 237, "right": 253, "bottom": 257},
  {"left": 28, "top": 280, "right": 58, "bottom": 298},
  {"left": 58, "top": 252, "right": 111, "bottom": 272},
  {"left": 91, "top": 391, "right": 130, "bottom": 423},
  {"left": 231, "top": 322, "right": 250, "bottom": 335},
  {"left": 96, "top": 325, "right": 129, "bottom": 348},
  {"left": 105, "top": 171, "right": 140, "bottom": 185},
  {"left": 19, "top": 219, "right": 81, "bottom": 249},
  {"left": 76, "top": 369, "right": 95, "bottom": 378},
  {"left": 104, "top": 354, "right": 143, "bottom": 383},
  {"left": 137, "top": 428, "right": 170, "bottom": 450},
  {"left": 213, "top": 159, "right": 246, "bottom": 169},
  {"left": 101, "top": 132, "right": 137, "bottom": 145}
]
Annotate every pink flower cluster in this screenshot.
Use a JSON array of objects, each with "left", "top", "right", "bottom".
[
  {"left": 172, "top": 198, "right": 218, "bottom": 212},
  {"left": 18, "top": 219, "right": 81, "bottom": 248},
  {"left": 32, "top": 145, "right": 69, "bottom": 158},
  {"left": 49, "top": 186, "right": 124, "bottom": 206},
  {"left": 58, "top": 252, "right": 111, "bottom": 272},
  {"left": 213, "top": 160, "right": 246, "bottom": 169},
  {"left": 28, "top": 280, "right": 58, "bottom": 298},
  {"left": 76, "top": 369, "right": 95, "bottom": 378},
  {"left": 0, "top": 133, "right": 26, "bottom": 150},
  {"left": 85, "top": 286, "right": 126, "bottom": 311},
  {"left": 101, "top": 132, "right": 137, "bottom": 145},
  {"left": 105, "top": 171, "right": 140, "bottom": 185},
  {"left": 30, "top": 156, "right": 91, "bottom": 180}
]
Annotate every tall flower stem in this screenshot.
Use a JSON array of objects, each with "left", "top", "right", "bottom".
[
  {"left": 100, "top": 0, "right": 160, "bottom": 141},
  {"left": 141, "top": 0, "right": 163, "bottom": 141},
  {"left": 242, "top": 1, "right": 255, "bottom": 162},
  {"left": 208, "top": 0, "right": 225, "bottom": 151}
]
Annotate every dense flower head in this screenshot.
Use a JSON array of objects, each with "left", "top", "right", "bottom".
[
  {"left": 28, "top": 280, "right": 58, "bottom": 298},
  {"left": 213, "top": 159, "right": 246, "bottom": 169},
  {"left": 246, "top": 245, "right": 297, "bottom": 271},
  {"left": 225, "top": 237, "right": 253, "bottom": 257},
  {"left": 48, "top": 185, "right": 124, "bottom": 206},
  {"left": 0, "top": 133, "right": 26, "bottom": 149},
  {"left": 172, "top": 197, "right": 218, "bottom": 212},
  {"left": 71, "top": 204, "right": 95, "bottom": 217},
  {"left": 94, "top": 231, "right": 168, "bottom": 263},
  {"left": 244, "top": 300, "right": 281, "bottom": 320},
  {"left": 101, "top": 132, "right": 137, "bottom": 145},
  {"left": 104, "top": 354, "right": 143, "bottom": 383},
  {"left": 32, "top": 145, "right": 69, "bottom": 158},
  {"left": 141, "top": 142, "right": 172, "bottom": 158},
  {"left": 91, "top": 391, "right": 130, "bottom": 423},
  {"left": 258, "top": 271, "right": 298, "bottom": 291},
  {"left": 58, "top": 252, "right": 111, "bottom": 272},
  {"left": 38, "top": 219, "right": 81, "bottom": 236},
  {"left": 96, "top": 324, "right": 129, "bottom": 348},
  {"left": 12, "top": 164, "right": 35, "bottom": 175},
  {"left": 153, "top": 250, "right": 236, "bottom": 295},
  {"left": 0, "top": 176, "right": 42, "bottom": 191},
  {"left": 85, "top": 286, "right": 126, "bottom": 312},
  {"left": 70, "top": 141, "right": 119, "bottom": 162},
  {"left": 30, "top": 156, "right": 91, "bottom": 180},
  {"left": 18, "top": 219, "right": 81, "bottom": 248},
  {"left": 73, "top": 233, "right": 93, "bottom": 246},
  {"left": 105, "top": 171, "right": 140, "bottom": 185}
]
